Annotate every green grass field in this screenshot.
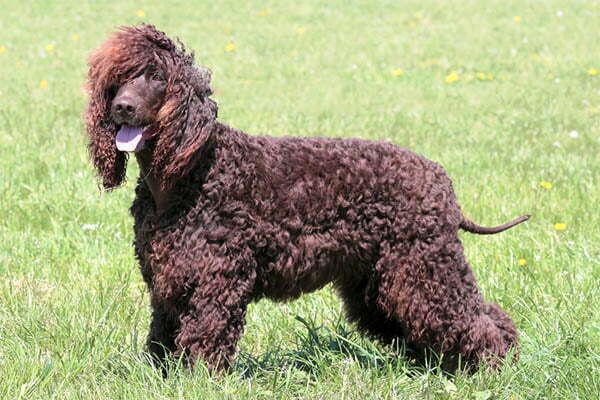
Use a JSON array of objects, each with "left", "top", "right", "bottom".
[{"left": 1, "top": 0, "right": 599, "bottom": 398}]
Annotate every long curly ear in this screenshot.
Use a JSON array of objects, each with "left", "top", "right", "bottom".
[
  {"left": 189, "top": 65, "right": 214, "bottom": 98},
  {"left": 152, "top": 64, "right": 218, "bottom": 188},
  {"left": 85, "top": 95, "right": 128, "bottom": 190},
  {"left": 85, "top": 41, "right": 130, "bottom": 190}
]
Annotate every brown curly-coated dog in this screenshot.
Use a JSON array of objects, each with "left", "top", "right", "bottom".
[{"left": 85, "top": 24, "right": 529, "bottom": 373}]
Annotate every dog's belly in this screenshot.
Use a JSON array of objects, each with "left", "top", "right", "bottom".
[{"left": 255, "top": 231, "right": 367, "bottom": 302}]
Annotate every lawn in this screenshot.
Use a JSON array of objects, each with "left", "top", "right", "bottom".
[{"left": 0, "top": 0, "right": 599, "bottom": 398}]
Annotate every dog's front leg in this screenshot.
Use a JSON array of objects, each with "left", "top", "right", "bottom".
[
  {"left": 146, "top": 296, "right": 180, "bottom": 367},
  {"left": 173, "top": 257, "right": 256, "bottom": 373}
]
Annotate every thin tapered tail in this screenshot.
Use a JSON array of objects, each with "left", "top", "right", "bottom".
[{"left": 460, "top": 214, "right": 531, "bottom": 235}]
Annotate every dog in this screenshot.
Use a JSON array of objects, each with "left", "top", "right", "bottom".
[{"left": 85, "top": 24, "right": 528, "bottom": 373}]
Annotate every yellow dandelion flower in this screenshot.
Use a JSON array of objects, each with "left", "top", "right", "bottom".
[
  {"left": 392, "top": 69, "right": 404, "bottom": 76},
  {"left": 44, "top": 44, "right": 55, "bottom": 52},
  {"left": 0, "top": 45, "right": 6, "bottom": 54},
  {"left": 414, "top": 12, "right": 424, "bottom": 19},
  {"left": 295, "top": 27, "right": 306, "bottom": 35},
  {"left": 530, "top": 54, "right": 551, "bottom": 63},
  {"left": 408, "top": 21, "right": 417, "bottom": 27},
  {"left": 136, "top": 10, "right": 146, "bottom": 18},
  {"left": 486, "top": 73, "right": 495, "bottom": 80},
  {"left": 476, "top": 72, "right": 486, "bottom": 80},
  {"left": 71, "top": 34, "right": 80, "bottom": 41},
  {"left": 259, "top": 9, "right": 272, "bottom": 16},
  {"left": 554, "top": 223, "right": 567, "bottom": 231},
  {"left": 225, "top": 42, "right": 236, "bottom": 52},
  {"left": 518, "top": 258, "right": 527, "bottom": 266},
  {"left": 514, "top": 16, "right": 522, "bottom": 23},
  {"left": 445, "top": 72, "right": 459, "bottom": 83},
  {"left": 587, "top": 68, "right": 598, "bottom": 76},
  {"left": 539, "top": 181, "right": 553, "bottom": 189},
  {"left": 39, "top": 80, "right": 48, "bottom": 89}
]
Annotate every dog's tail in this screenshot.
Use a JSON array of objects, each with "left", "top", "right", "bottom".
[{"left": 460, "top": 214, "right": 531, "bottom": 235}]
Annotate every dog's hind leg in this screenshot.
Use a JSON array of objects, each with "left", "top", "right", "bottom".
[
  {"left": 374, "top": 235, "right": 518, "bottom": 371},
  {"left": 335, "top": 275, "right": 408, "bottom": 346}
]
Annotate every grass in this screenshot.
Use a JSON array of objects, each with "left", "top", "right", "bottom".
[{"left": 1, "top": 0, "right": 599, "bottom": 398}]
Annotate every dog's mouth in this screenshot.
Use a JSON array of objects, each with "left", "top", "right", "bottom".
[{"left": 116, "top": 125, "right": 147, "bottom": 152}]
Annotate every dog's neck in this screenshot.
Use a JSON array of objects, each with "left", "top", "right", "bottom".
[{"left": 134, "top": 150, "right": 173, "bottom": 215}]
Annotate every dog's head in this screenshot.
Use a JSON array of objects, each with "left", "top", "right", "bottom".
[{"left": 86, "top": 24, "right": 217, "bottom": 190}]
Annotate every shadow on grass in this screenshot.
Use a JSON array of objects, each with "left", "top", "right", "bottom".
[
  {"left": 235, "top": 315, "right": 446, "bottom": 379},
  {"left": 106, "top": 315, "right": 453, "bottom": 381}
]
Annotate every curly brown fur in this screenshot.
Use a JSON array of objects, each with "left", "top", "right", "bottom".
[{"left": 86, "top": 24, "right": 526, "bottom": 373}]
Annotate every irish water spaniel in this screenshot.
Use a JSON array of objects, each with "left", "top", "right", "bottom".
[{"left": 85, "top": 24, "right": 529, "bottom": 373}]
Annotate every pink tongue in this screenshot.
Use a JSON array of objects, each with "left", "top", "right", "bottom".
[{"left": 116, "top": 126, "right": 145, "bottom": 152}]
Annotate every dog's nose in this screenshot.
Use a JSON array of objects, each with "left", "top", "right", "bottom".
[{"left": 112, "top": 98, "right": 137, "bottom": 120}]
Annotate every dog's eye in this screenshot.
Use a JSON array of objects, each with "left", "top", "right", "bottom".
[
  {"left": 107, "top": 85, "right": 118, "bottom": 98},
  {"left": 151, "top": 72, "right": 165, "bottom": 82}
]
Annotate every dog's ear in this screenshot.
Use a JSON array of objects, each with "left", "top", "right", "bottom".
[
  {"left": 188, "top": 66, "right": 214, "bottom": 98},
  {"left": 153, "top": 64, "right": 218, "bottom": 189},
  {"left": 85, "top": 52, "right": 128, "bottom": 190}
]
